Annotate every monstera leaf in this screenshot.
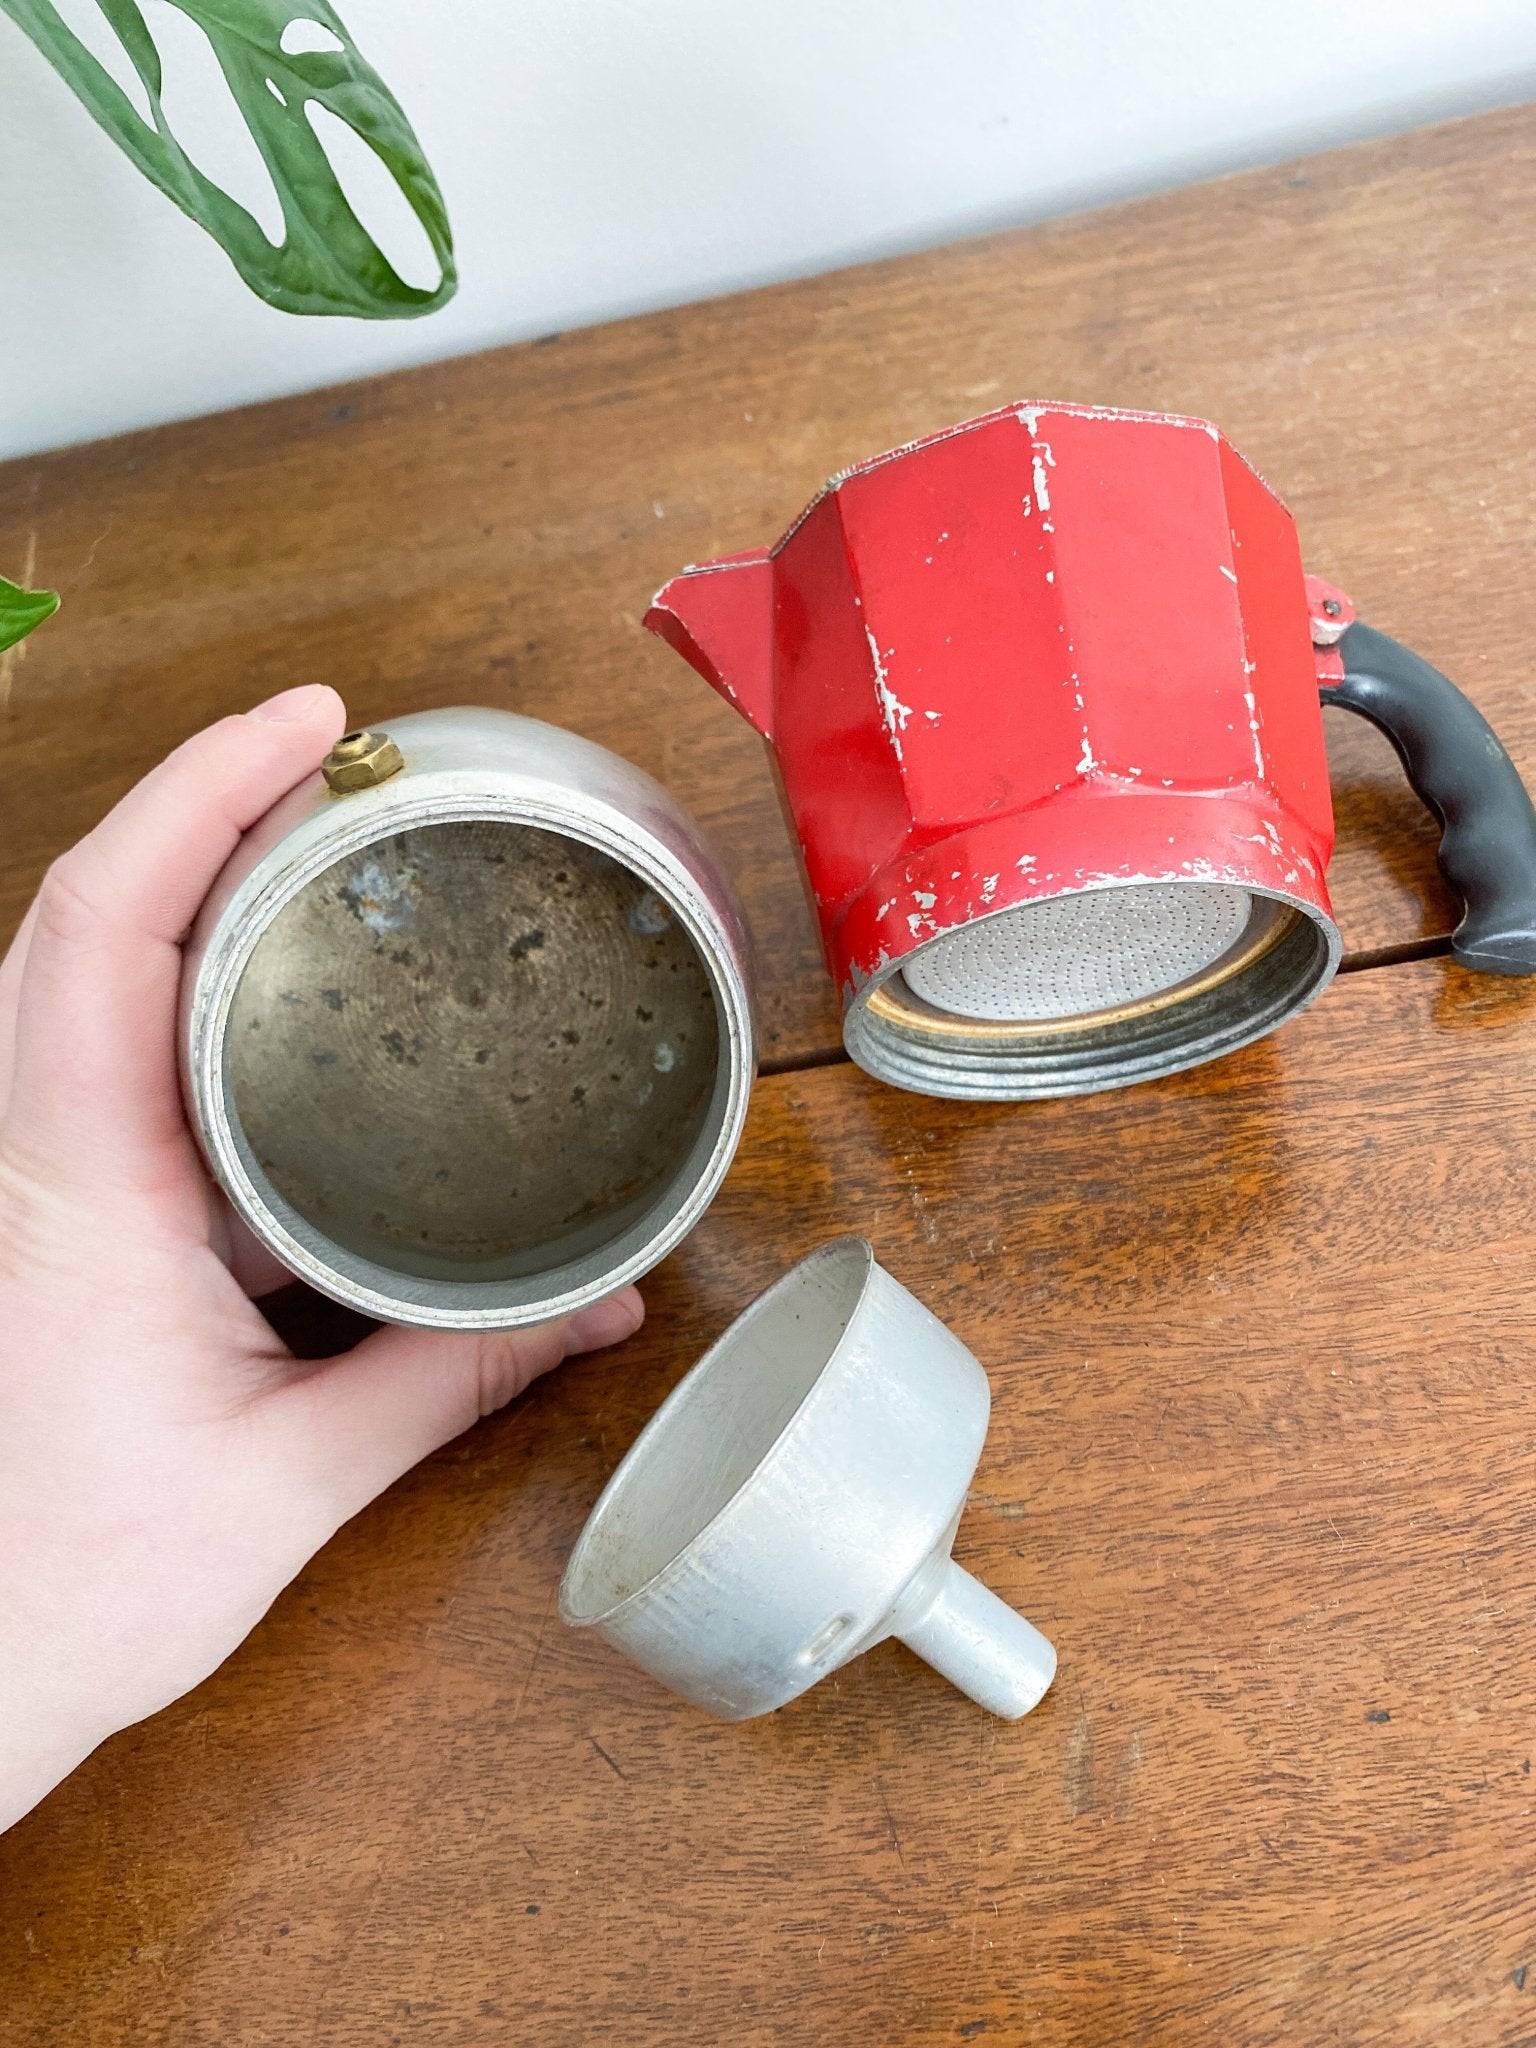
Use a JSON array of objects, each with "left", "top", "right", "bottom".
[
  {"left": 0, "top": 0, "right": 455, "bottom": 317},
  {"left": 0, "top": 578, "right": 60, "bottom": 656}
]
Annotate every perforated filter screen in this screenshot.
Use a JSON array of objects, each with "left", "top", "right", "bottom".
[{"left": 901, "top": 883, "right": 1253, "bottom": 1023}]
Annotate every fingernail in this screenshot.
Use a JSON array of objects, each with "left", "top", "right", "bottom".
[
  {"left": 565, "top": 1288, "right": 645, "bottom": 1354},
  {"left": 248, "top": 683, "right": 329, "bottom": 723}
]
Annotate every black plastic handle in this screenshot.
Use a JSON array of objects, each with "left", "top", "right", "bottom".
[{"left": 1322, "top": 620, "right": 1536, "bottom": 974}]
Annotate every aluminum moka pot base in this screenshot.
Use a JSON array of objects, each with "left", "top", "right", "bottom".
[
  {"left": 649, "top": 401, "right": 1536, "bottom": 1099},
  {"left": 561, "top": 1238, "right": 1057, "bottom": 1722},
  {"left": 181, "top": 706, "right": 756, "bottom": 1329}
]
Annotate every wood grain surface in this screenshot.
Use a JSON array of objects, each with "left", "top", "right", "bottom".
[
  {"left": 4, "top": 956, "right": 1536, "bottom": 2046},
  {"left": 6, "top": 105, "right": 1536, "bottom": 1060}
]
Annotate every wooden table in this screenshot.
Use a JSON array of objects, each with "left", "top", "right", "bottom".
[{"left": 4, "top": 103, "right": 1536, "bottom": 2047}]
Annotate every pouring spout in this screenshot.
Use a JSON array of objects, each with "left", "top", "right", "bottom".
[{"left": 645, "top": 549, "right": 776, "bottom": 740}]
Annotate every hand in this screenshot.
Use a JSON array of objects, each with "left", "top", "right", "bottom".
[{"left": 0, "top": 687, "right": 643, "bottom": 1833}]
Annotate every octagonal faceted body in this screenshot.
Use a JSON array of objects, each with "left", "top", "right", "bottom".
[{"left": 646, "top": 401, "right": 1336, "bottom": 1004}]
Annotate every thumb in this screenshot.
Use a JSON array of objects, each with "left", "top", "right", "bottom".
[
  {"left": 5, "top": 684, "right": 347, "bottom": 1177},
  {"left": 275, "top": 1289, "right": 645, "bottom": 1524}
]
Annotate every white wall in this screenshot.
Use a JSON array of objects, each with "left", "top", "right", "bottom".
[{"left": 2, "top": 0, "right": 1533, "bottom": 462}]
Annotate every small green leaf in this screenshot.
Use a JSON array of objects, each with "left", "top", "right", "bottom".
[
  {"left": 0, "top": 577, "right": 60, "bottom": 656},
  {"left": 0, "top": 0, "right": 456, "bottom": 319}
]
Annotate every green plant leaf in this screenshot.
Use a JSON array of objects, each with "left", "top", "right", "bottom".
[
  {"left": 0, "top": 577, "right": 60, "bottom": 656},
  {"left": 0, "top": 0, "right": 456, "bottom": 318}
]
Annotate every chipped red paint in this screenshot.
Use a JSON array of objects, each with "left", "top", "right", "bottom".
[
  {"left": 647, "top": 401, "right": 1339, "bottom": 1007},
  {"left": 1304, "top": 572, "right": 1357, "bottom": 688}
]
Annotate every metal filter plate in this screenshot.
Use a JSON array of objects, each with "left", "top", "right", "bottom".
[
  {"left": 225, "top": 819, "right": 720, "bottom": 1284},
  {"left": 901, "top": 883, "right": 1254, "bottom": 1023}
]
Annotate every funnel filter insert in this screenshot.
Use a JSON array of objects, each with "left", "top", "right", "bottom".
[{"left": 560, "top": 1238, "right": 1058, "bottom": 1722}]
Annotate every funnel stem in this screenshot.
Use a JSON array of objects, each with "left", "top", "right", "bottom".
[{"left": 897, "top": 1560, "right": 1056, "bottom": 1720}]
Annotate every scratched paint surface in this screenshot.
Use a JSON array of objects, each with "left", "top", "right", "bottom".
[{"left": 649, "top": 403, "right": 1338, "bottom": 1013}]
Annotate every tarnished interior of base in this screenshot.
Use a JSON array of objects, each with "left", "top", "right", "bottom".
[
  {"left": 225, "top": 819, "right": 720, "bottom": 1286},
  {"left": 849, "top": 885, "right": 1337, "bottom": 1099}
]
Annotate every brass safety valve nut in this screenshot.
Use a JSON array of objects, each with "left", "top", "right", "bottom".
[{"left": 322, "top": 728, "right": 404, "bottom": 793}]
